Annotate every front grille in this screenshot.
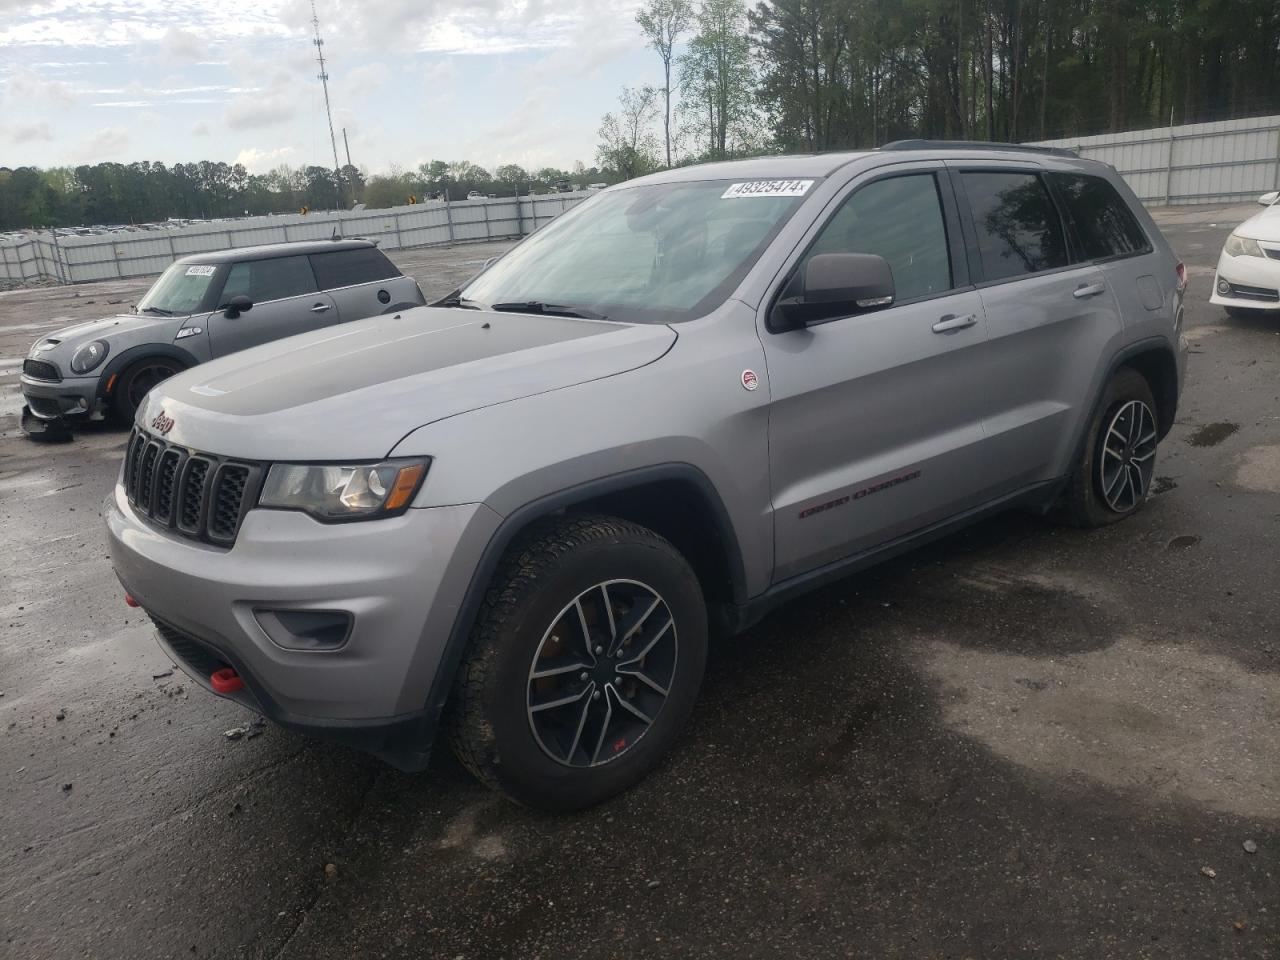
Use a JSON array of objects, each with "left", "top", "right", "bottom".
[
  {"left": 123, "top": 428, "right": 264, "bottom": 547},
  {"left": 26, "top": 395, "right": 63, "bottom": 417},
  {"left": 1226, "top": 282, "right": 1280, "bottom": 303},
  {"left": 23, "top": 358, "right": 60, "bottom": 382}
]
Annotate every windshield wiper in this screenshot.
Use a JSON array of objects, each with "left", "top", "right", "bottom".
[
  {"left": 489, "top": 301, "right": 608, "bottom": 321},
  {"left": 140, "top": 306, "right": 174, "bottom": 316},
  {"left": 435, "top": 296, "right": 483, "bottom": 310}
]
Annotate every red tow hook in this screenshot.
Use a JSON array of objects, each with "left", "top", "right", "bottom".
[
  {"left": 124, "top": 593, "right": 140, "bottom": 608},
  {"left": 210, "top": 668, "right": 245, "bottom": 694}
]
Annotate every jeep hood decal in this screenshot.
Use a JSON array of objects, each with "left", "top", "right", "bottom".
[{"left": 139, "top": 306, "right": 677, "bottom": 461}]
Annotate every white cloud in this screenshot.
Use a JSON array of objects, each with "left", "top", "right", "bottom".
[
  {"left": 11, "top": 121, "right": 53, "bottom": 143},
  {"left": 2, "top": 67, "right": 77, "bottom": 106},
  {"left": 344, "top": 62, "right": 387, "bottom": 99},
  {"left": 235, "top": 145, "right": 295, "bottom": 172},
  {"left": 159, "top": 26, "right": 206, "bottom": 63},
  {"left": 225, "top": 93, "right": 294, "bottom": 129},
  {"left": 78, "top": 125, "right": 131, "bottom": 160},
  {"left": 192, "top": 120, "right": 210, "bottom": 136}
]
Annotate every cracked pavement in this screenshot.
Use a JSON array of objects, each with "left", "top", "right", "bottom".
[{"left": 2, "top": 213, "right": 1279, "bottom": 959}]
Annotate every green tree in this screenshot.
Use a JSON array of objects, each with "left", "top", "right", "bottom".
[
  {"left": 596, "top": 85, "right": 662, "bottom": 180},
  {"left": 679, "top": 0, "right": 756, "bottom": 159},
  {"left": 636, "top": 0, "right": 695, "bottom": 167}
]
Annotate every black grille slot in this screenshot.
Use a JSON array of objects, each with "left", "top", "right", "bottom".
[
  {"left": 120, "top": 429, "right": 261, "bottom": 547},
  {"left": 151, "top": 617, "right": 228, "bottom": 679},
  {"left": 208, "top": 465, "right": 250, "bottom": 542},
  {"left": 1227, "top": 282, "right": 1280, "bottom": 302},
  {"left": 153, "top": 449, "right": 183, "bottom": 524},
  {"left": 1265, "top": 248, "right": 1280, "bottom": 261},
  {"left": 22, "top": 358, "right": 60, "bottom": 381},
  {"left": 178, "top": 458, "right": 211, "bottom": 534},
  {"left": 27, "top": 395, "right": 63, "bottom": 417},
  {"left": 137, "top": 441, "right": 161, "bottom": 510}
]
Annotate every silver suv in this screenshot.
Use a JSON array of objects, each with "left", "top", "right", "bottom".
[
  {"left": 20, "top": 239, "right": 424, "bottom": 439},
  {"left": 105, "top": 143, "right": 1187, "bottom": 810}
]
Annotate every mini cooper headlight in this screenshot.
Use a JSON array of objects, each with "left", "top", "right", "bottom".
[
  {"left": 1224, "top": 234, "right": 1264, "bottom": 258},
  {"left": 70, "top": 339, "right": 109, "bottom": 374},
  {"left": 259, "top": 459, "right": 429, "bottom": 520}
]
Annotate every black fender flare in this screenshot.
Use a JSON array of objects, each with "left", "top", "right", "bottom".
[
  {"left": 95, "top": 343, "right": 200, "bottom": 400},
  {"left": 418, "top": 463, "right": 749, "bottom": 730}
]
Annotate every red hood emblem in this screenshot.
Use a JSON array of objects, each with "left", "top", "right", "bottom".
[{"left": 150, "top": 411, "right": 175, "bottom": 435}]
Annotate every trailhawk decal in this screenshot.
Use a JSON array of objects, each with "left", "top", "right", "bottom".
[
  {"left": 721, "top": 179, "right": 814, "bottom": 199},
  {"left": 798, "top": 470, "right": 922, "bottom": 519}
]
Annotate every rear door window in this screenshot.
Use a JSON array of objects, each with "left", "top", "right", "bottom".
[
  {"left": 960, "top": 171, "right": 1069, "bottom": 282},
  {"left": 221, "top": 255, "right": 318, "bottom": 304},
  {"left": 308, "top": 248, "right": 401, "bottom": 290},
  {"left": 1048, "top": 173, "right": 1150, "bottom": 260}
]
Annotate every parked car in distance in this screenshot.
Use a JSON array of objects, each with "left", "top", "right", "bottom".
[
  {"left": 1210, "top": 190, "right": 1280, "bottom": 318},
  {"left": 20, "top": 239, "right": 425, "bottom": 439},
  {"left": 107, "top": 142, "right": 1186, "bottom": 811}
]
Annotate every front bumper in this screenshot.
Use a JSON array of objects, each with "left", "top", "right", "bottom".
[
  {"left": 20, "top": 372, "right": 108, "bottom": 420},
  {"left": 1209, "top": 250, "right": 1280, "bottom": 311},
  {"left": 105, "top": 483, "right": 502, "bottom": 768}
]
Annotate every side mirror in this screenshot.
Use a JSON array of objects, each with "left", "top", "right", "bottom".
[
  {"left": 775, "top": 253, "right": 895, "bottom": 328},
  {"left": 223, "top": 294, "right": 253, "bottom": 318},
  {"left": 1259, "top": 191, "right": 1279, "bottom": 207}
]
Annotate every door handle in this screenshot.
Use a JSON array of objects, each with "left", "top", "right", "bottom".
[
  {"left": 310, "top": 303, "right": 331, "bottom": 313},
  {"left": 932, "top": 313, "right": 978, "bottom": 333},
  {"left": 1073, "top": 282, "right": 1107, "bottom": 299}
]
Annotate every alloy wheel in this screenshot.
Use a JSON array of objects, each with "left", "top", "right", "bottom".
[
  {"left": 526, "top": 579, "right": 677, "bottom": 768},
  {"left": 1099, "top": 399, "right": 1157, "bottom": 513}
]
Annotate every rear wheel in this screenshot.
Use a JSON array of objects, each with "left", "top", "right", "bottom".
[
  {"left": 112, "top": 357, "right": 184, "bottom": 423},
  {"left": 448, "top": 514, "right": 707, "bottom": 811},
  {"left": 1061, "top": 367, "right": 1158, "bottom": 527}
]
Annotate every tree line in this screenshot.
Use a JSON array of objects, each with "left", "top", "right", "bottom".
[
  {"left": 600, "top": 0, "right": 1280, "bottom": 172},
  {"left": 0, "top": 159, "right": 616, "bottom": 232}
]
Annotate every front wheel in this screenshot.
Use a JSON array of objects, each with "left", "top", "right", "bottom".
[
  {"left": 112, "top": 356, "right": 185, "bottom": 423},
  {"left": 448, "top": 515, "right": 707, "bottom": 811},
  {"left": 1061, "top": 367, "right": 1159, "bottom": 527}
]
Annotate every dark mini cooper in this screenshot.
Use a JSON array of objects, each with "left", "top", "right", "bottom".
[{"left": 20, "top": 239, "right": 424, "bottom": 439}]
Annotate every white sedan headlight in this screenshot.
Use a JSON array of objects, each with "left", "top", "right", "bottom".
[
  {"left": 259, "top": 459, "right": 429, "bottom": 521},
  {"left": 1224, "top": 234, "right": 1264, "bottom": 258}
]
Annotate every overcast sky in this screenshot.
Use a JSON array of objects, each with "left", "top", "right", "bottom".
[{"left": 0, "top": 0, "right": 658, "bottom": 175}]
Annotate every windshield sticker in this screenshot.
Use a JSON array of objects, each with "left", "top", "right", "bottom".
[
  {"left": 721, "top": 179, "right": 814, "bottom": 199},
  {"left": 185, "top": 265, "right": 216, "bottom": 277}
]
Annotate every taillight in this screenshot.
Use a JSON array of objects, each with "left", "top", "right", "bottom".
[{"left": 1175, "top": 262, "right": 1187, "bottom": 292}]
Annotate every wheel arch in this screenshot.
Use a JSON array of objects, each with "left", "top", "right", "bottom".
[
  {"left": 1117, "top": 346, "right": 1178, "bottom": 441},
  {"left": 95, "top": 343, "right": 200, "bottom": 401}
]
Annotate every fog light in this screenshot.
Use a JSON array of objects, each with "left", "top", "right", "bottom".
[
  {"left": 254, "top": 609, "right": 352, "bottom": 651},
  {"left": 1217, "top": 278, "right": 1230, "bottom": 295}
]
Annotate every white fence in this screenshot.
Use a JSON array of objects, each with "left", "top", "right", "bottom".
[
  {"left": 0, "top": 191, "right": 590, "bottom": 286},
  {"left": 1030, "top": 114, "right": 1280, "bottom": 206}
]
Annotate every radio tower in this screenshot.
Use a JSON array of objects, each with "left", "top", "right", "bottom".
[{"left": 310, "top": 0, "right": 346, "bottom": 206}]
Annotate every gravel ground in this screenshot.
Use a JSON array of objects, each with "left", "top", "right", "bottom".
[{"left": 1, "top": 211, "right": 1278, "bottom": 959}]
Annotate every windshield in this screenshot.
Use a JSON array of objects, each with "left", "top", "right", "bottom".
[
  {"left": 136, "top": 262, "right": 219, "bottom": 315},
  {"left": 459, "top": 178, "right": 816, "bottom": 323}
]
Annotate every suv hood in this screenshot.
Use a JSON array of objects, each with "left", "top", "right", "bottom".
[{"left": 138, "top": 306, "right": 676, "bottom": 461}]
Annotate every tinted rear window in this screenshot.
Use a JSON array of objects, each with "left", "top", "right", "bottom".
[
  {"left": 1049, "top": 173, "right": 1150, "bottom": 260},
  {"left": 309, "top": 248, "right": 400, "bottom": 289},
  {"left": 961, "top": 171, "right": 1069, "bottom": 282},
  {"left": 220, "top": 255, "right": 317, "bottom": 304}
]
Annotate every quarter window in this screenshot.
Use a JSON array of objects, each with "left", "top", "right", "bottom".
[
  {"left": 805, "top": 173, "right": 953, "bottom": 302},
  {"left": 221, "top": 256, "right": 318, "bottom": 304},
  {"left": 1048, "top": 172, "right": 1149, "bottom": 260},
  {"left": 309, "top": 248, "right": 401, "bottom": 289},
  {"left": 961, "top": 171, "right": 1069, "bottom": 281}
]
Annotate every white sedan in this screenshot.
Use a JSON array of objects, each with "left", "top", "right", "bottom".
[{"left": 1211, "top": 190, "right": 1280, "bottom": 317}]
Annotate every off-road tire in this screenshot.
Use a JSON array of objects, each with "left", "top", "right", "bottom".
[
  {"left": 1061, "top": 367, "right": 1158, "bottom": 527},
  {"left": 448, "top": 514, "right": 707, "bottom": 811}
]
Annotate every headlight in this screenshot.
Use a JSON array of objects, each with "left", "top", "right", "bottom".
[
  {"left": 259, "top": 459, "right": 429, "bottom": 521},
  {"left": 1224, "top": 234, "right": 1264, "bottom": 258},
  {"left": 70, "top": 339, "right": 109, "bottom": 374}
]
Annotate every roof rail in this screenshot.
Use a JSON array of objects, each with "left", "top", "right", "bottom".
[{"left": 881, "top": 139, "right": 1078, "bottom": 159}]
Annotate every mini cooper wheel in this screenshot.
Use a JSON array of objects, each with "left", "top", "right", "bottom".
[
  {"left": 449, "top": 514, "right": 707, "bottom": 811},
  {"left": 1062, "top": 367, "right": 1159, "bottom": 527},
  {"left": 113, "top": 357, "right": 184, "bottom": 423}
]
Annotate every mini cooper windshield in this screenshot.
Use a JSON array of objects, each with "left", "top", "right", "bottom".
[
  {"left": 459, "top": 179, "right": 816, "bottom": 324},
  {"left": 135, "top": 262, "right": 220, "bottom": 316}
]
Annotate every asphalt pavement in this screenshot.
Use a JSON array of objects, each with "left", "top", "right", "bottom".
[{"left": 1, "top": 213, "right": 1278, "bottom": 959}]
